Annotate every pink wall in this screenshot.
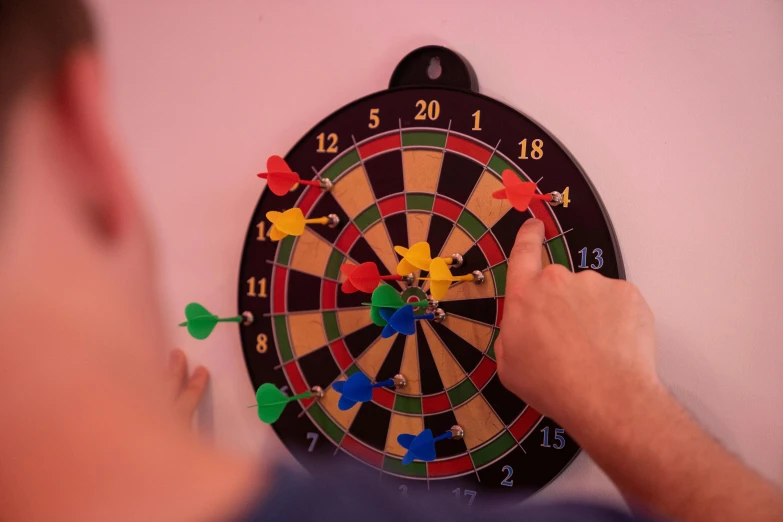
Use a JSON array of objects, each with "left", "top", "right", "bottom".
[{"left": 91, "top": 0, "right": 783, "bottom": 504}]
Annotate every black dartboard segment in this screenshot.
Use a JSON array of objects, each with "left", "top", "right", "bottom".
[{"left": 239, "top": 50, "right": 623, "bottom": 507}]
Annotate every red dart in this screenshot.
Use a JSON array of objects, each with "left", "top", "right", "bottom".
[
  {"left": 257, "top": 155, "right": 328, "bottom": 196},
  {"left": 492, "top": 170, "right": 553, "bottom": 212},
  {"left": 340, "top": 262, "right": 404, "bottom": 294}
]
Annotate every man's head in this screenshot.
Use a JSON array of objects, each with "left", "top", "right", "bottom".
[{"left": 0, "top": 1, "right": 169, "bottom": 399}]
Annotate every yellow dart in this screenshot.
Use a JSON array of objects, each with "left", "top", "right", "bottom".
[
  {"left": 393, "top": 241, "right": 463, "bottom": 276},
  {"left": 265, "top": 208, "right": 339, "bottom": 241},
  {"left": 420, "top": 258, "right": 486, "bottom": 301}
]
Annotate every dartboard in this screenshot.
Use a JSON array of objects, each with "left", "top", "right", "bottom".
[{"left": 239, "top": 46, "right": 623, "bottom": 505}]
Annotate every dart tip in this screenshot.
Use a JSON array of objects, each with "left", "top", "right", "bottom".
[
  {"left": 257, "top": 173, "right": 268, "bottom": 179},
  {"left": 178, "top": 321, "right": 188, "bottom": 327}
]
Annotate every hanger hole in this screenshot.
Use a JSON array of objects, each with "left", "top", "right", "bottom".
[{"left": 427, "top": 57, "right": 442, "bottom": 80}]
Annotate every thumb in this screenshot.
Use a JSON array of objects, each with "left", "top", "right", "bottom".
[{"left": 507, "top": 219, "right": 545, "bottom": 284}]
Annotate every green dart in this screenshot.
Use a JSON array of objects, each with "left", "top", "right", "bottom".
[
  {"left": 362, "top": 285, "right": 428, "bottom": 327},
  {"left": 253, "top": 383, "right": 323, "bottom": 424},
  {"left": 178, "top": 302, "right": 253, "bottom": 340}
]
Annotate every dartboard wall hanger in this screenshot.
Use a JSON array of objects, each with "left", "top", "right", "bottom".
[{"left": 237, "top": 45, "right": 624, "bottom": 506}]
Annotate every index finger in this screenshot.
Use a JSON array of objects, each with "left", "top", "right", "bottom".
[{"left": 508, "top": 218, "right": 545, "bottom": 283}]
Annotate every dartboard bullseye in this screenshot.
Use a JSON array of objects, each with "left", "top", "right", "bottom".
[{"left": 232, "top": 46, "right": 623, "bottom": 505}]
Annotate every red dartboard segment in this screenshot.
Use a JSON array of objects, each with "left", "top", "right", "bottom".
[
  {"left": 446, "top": 134, "right": 493, "bottom": 165},
  {"left": 529, "top": 199, "right": 560, "bottom": 239},
  {"left": 273, "top": 266, "right": 287, "bottom": 314},
  {"left": 422, "top": 392, "right": 451, "bottom": 414},
  {"left": 297, "top": 186, "right": 321, "bottom": 216},
  {"left": 433, "top": 196, "right": 462, "bottom": 222},
  {"left": 321, "top": 280, "right": 337, "bottom": 309},
  {"left": 335, "top": 223, "right": 361, "bottom": 254},
  {"left": 341, "top": 434, "right": 384, "bottom": 468},
  {"left": 378, "top": 194, "right": 406, "bottom": 216},
  {"left": 358, "top": 133, "right": 401, "bottom": 159},
  {"left": 477, "top": 233, "right": 505, "bottom": 267},
  {"left": 469, "top": 356, "right": 497, "bottom": 390},
  {"left": 428, "top": 454, "right": 474, "bottom": 477},
  {"left": 496, "top": 297, "right": 505, "bottom": 326},
  {"left": 329, "top": 340, "right": 353, "bottom": 371},
  {"left": 372, "top": 387, "right": 396, "bottom": 409},
  {"left": 510, "top": 407, "right": 542, "bottom": 441},
  {"left": 282, "top": 362, "right": 314, "bottom": 408}
]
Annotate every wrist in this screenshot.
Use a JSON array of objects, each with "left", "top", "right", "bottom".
[{"left": 561, "top": 375, "right": 670, "bottom": 451}]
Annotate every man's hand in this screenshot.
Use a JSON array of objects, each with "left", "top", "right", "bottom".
[
  {"left": 168, "top": 349, "right": 209, "bottom": 428},
  {"left": 496, "top": 219, "right": 783, "bottom": 522},
  {"left": 496, "top": 219, "right": 660, "bottom": 431}
]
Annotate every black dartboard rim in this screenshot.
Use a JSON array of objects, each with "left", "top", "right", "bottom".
[{"left": 238, "top": 82, "right": 624, "bottom": 506}]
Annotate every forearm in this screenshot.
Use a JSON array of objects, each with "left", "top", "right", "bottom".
[{"left": 570, "top": 383, "right": 783, "bottom": 522}]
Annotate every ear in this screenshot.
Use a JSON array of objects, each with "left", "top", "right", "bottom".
[{"left": 53, "top": 50, "right": 131, "bottom": 241}]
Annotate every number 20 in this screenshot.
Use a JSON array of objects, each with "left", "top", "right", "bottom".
[
  {"left": 415, "top": 100, "right": 440, "bottom": 120},
  {"left": 578, "top": 248, "right": 604, "bottom": 270}
]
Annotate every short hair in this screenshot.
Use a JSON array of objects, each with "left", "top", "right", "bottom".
[{"left": 0, "top": 0, "right": 96, "bottom": 159}]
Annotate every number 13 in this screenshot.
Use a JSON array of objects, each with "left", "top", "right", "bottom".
[{"left": 578, "top": 248, "right": 604, "bottom": 270}]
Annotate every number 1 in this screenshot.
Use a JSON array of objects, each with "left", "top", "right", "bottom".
[{"left": 472, "top": 110, "right": 481, "bottom": 131}]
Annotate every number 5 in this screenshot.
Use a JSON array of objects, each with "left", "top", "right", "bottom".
[{"left": 369, "top": 108, "right": 380, "bottom": 129}]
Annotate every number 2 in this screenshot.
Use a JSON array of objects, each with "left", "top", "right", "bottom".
[
  {"left": 541, "top": 427, "right": 566, "bottom": 449},
  {"left": 398, "top": 485, "right": 408, "bottom": 498},
  {"left": 501, "top": 465, "right": 514, "bottom": 487},
  {"left": 306, "top": 432, "right": 319, "bottom": 452},
  {"left": 578, "top": 248, "right": 604, "bottom": 270},
  {"left": 316, "top": 132, "right": 338, "bottom": 153}
]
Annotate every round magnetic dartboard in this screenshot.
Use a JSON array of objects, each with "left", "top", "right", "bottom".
[{"left": 239, "top": 46, "right": 623, "bottom": 505}]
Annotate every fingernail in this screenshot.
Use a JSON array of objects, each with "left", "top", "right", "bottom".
[
  {"left": 192, "top": 366, "right": 209, "bottom": 381},
  {"left": 523, "top": 218, "right": 543, "bottom": 228}
]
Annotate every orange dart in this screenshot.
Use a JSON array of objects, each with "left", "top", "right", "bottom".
[
  {"left": 265, "top": 208, "right": 339, "bottom": 241},
  {"left": 393, "top": 242, "right": 463, "bottom": 276},
  {"left": 419, "top": 258, "right": 485, "bottom": 301},
  {"left": 258, "top": 155, "right": 333, "bottom": 196},
  {"left": 492, "top": 170, "right": 568, "bottom": 211}
]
